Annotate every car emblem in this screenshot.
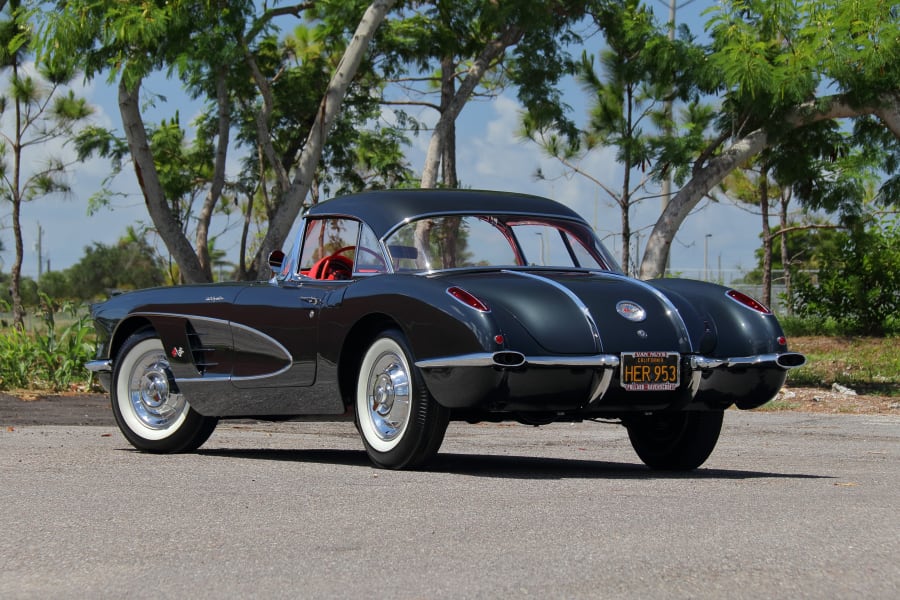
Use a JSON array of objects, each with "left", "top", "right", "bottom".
[{"left": 616, "top": 301, "right": 646, "bottom": 322}]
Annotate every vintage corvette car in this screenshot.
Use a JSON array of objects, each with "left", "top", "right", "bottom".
[{"left": 87, "top": 189, "right": 805, "bottom": 470}]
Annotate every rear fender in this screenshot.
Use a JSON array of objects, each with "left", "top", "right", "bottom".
[{"left": 648, "top": 278, "right": 789, "bottom": 357}]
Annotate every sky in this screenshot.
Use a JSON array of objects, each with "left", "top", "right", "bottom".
[{"left": 3, "top": 1, "right": 764, "bottom": 283}]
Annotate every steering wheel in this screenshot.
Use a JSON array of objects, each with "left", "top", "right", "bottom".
[{"left": 309, "top": 245, "right": 387, "bottom": 280}]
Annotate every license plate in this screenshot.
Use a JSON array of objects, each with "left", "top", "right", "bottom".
[{"left": 620, "top": 352, "right": 680, "bottom": 391}]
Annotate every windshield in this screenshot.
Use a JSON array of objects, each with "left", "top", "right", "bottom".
[{"left": 385, "top": 215, "right": 619, "bottom": 273}]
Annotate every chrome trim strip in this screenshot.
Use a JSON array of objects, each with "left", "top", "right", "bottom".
[
  {"left": 415, "top": 353, "right": 620, "bottom": 370},
  {"left": 525, "top": 355, "right": 620, "bottom": 367},
  {"left": 415, "top": 353, "right": 496, "bottom": 369},
  {"left": 502, "top": 270, "right": 602, "bottom": 352},
  {"left": 127, "top": 313, "right": 295, "bottom": 383},
  {"left": 588, "top": 369, "right": 615, "bottom": 404},
  {"left": 690, "top": 352, "right": 807, "bottom": 371},
  {"left": 380, "top": 211, "right": 588, "bottom": 246},
  {"left": 86, "top": 359, "right": 112, "bottom": 373},
  {"left": 593, "top": 271, "right": 694, "bottom": 352}
]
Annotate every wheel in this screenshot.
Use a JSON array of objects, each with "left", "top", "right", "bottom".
[
  {"left": 625, "top": 410, "right": 724, "bottom": 471},
  {"left": 111, "top": 330, "right": 217, "bottom": 453},
  {"left": 355, "top": 329, "right": 449, "bottom": 469}
]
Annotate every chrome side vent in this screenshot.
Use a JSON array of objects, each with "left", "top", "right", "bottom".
[{"left": 186, "top": 326, "right": 218, "bottom": 374}]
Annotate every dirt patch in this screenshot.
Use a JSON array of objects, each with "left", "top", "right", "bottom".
[
  {"left": 768, "top": 386, "right": 900, "bottom": 415},
  {"left": 0, "top": 392, "right": 114, "bottom": 427}
]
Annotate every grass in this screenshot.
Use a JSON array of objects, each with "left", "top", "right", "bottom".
[{"left": 786, "top": 336, "right": 900, "bottom": 397}]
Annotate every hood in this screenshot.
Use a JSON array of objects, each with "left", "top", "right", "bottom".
[{"left": 440, "top": 270, "right": 701, "bottom": 355}]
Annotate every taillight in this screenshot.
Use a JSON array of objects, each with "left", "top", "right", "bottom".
[
  {"left": 447, "top": 287, "right": 490, "bottom": 312},
  {"left": 726, "top": 289, "right": 771, "bottom": 314}
]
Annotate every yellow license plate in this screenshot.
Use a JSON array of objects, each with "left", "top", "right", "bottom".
[{"left": 620, "top": 352, "right": 680, "bottom": 391}]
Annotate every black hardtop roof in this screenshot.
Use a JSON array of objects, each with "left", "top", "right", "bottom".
[{"left": 306, "top": 189, "right": 585, "bottom": 238}]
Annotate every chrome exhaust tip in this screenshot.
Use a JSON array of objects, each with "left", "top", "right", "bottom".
[
  {"left": 776, "top": 352, "right": 806, "bottom": 369},
  {"left": 492, "top": 351, "right": 526, "bottom": 368}
]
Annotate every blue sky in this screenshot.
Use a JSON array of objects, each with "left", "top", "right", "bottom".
[{"left": 4, "top": 1, "right": 764, "bottom": 282}]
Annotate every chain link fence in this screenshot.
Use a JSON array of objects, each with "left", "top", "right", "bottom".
[{"left": 662, "top": 268, "right": 803, "bottom": 315}]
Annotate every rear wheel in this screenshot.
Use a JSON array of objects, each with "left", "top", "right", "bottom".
[
  {"left": 355, "top": 329, "right": 449, "bottom": 469},
  {"left": 625, "top": 410, "right": 723, "bottom": 471},
  {"left": 111, "top": 330, "right": 217, "bottom": 453}
]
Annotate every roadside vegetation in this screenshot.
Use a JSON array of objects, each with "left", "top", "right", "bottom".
[
  {"left": 0, "top": 297, "right": 94, "bottom": 392},
  {"left": 784, "top": 335, "right": 900, "bottom": 398}
]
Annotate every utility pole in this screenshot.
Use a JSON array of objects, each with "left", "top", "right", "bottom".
[
  {"left": 658, "top": 0, "right": 677, "bottom": 276},
  {"left": 658, "top": 0, "right": 696, "bottom": 275},
  {"left": 704, "top": 233, "right": 712, "bottom": 281}
]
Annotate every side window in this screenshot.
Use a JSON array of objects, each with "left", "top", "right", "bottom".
[
  {"left": 298, "top": 218, "right": 361, "bottom": 279},
  {"left": 514, "top": 224, "right": 575, "bottom": 267},
  {"left": 565, "top": 232, "right": 604, "bottom": 269},
  {"left": 355, "top": 224, "right": 387, "bottom": 274}
]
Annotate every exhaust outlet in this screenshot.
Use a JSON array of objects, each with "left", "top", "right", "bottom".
[
  {"left": 492, "top": 351, "right": 526, "bottom": 368},
  {"left": 776, "top": 352, "right": 807, "bottom": 369}
]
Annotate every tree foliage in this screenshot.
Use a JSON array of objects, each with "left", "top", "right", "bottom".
[
  {"left": 638, "top": 0, "right": 900, "bottom": 279},
  {"left": 0, "top": 0, "right": 92, "bottom": 328},
  {"left": 792, "top": 217, "right": 900, "bottom": 335},
  {"left": 35, "top": 0, "right": 398, "bottom": 283},
  {"left": 525, "top": 0, "right": 713, "bottom": 272}
]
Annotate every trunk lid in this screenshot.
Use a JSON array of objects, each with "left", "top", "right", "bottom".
[{"left": 440, "top": 270, "right": 699, "bottom": 355}]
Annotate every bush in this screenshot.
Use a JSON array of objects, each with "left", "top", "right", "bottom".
[
  {"left": 0, "top": 296, "right": 96, "bottom": 392},
  {"left": 791, "top": 218, "right": 900, "bottom": 336}
]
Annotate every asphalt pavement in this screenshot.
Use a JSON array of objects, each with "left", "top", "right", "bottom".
[{"left": 1, "top": 404, "right": 899, "bottom": 599}]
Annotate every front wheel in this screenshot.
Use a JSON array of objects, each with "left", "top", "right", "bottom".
[
  {"left": 355, "top": 330, "right": 449, "bottom": 469},
  {"left": 111, "top": 330, "right": 217, "bottom": 453},
  {"left": 625, "top": 410, "right": 724, "bottom": 471}
]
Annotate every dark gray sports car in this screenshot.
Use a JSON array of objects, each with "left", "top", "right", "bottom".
[{"left": 87, "top": 189, "right": 805, "bottom": 470}]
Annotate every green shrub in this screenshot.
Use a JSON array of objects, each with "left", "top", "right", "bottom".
[
  {"left": 791, "top": 218, "right": 900, "bottom": 336},
  {"left": 0, "top": 296, "right": 96, "bottom": 392}
]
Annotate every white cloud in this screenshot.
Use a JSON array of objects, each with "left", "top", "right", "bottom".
[{"left": 453, "top": 93, "right": 765, "bottom": 278}]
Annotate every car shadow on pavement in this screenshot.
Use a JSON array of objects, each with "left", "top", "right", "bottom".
[
  {"left": 195, "top": 447, "right": 831, "bottom": 481},
  {"left": 428, "top": 452, "right": 832, "bottom": 480}
]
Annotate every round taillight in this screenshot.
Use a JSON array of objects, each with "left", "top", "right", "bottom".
[
  {"left": 726, "top": 289, "right": 771, "bottom": 314},
  {"left": 447, "top": 287, "right": 490, "bottom": 312}
]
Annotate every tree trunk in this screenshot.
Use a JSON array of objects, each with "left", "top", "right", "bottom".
[
  {"left": 759, "top": 167, "right": 772, "bottom": 308},
  {"left": 10, "top": 57, "right": 25, "bottom": 330},
  {"left": 118, "top": 77, "right": 209, "bottom": 283},
  {"left": 639, "top": 93, "right": 900, "bottom": 280},
  {"left": 421, "top": 25, "right": 524, "bottom": 189},
  {"left": 195, "top": 67, "right": 231, "bottom": 281},
  {"left": 639, "top": 128, "right": 769, "bottom": 279},
  {"left": 250, "top": 0, "right": 397, "bottom": 278},
  {"left": 10, "top": 191, "right": 25, "bottom": 329},
  {"left": 439, "top": 55, "right": 458, "bottom": 188},
  {"left": 779, "top": 188, "right": 792, "bottom": 315}
]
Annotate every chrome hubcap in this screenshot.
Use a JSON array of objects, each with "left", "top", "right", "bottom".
[
  {"left": 129, "top": 354, "right": 186, "bottom": 430},
  {"left": 367, "top": 354, "right": 410, "bottom": 442}
]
